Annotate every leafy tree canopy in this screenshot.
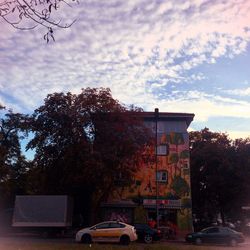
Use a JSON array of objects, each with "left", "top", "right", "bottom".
[
  {"left": 190, "top": 128, "right": 250, "bottom": 225},
  {"left": 24, "top": 88, "right": 153, "bottom": 200},
  {"left": 0, "top": 107, "right": 29, "bottom": 209}
]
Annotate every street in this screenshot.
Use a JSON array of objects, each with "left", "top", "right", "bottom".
[{"left": 0, "top": 236, "right": 250, "bottom": 250}]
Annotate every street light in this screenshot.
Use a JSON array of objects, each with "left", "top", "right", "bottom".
[{"left": 154, "top": 108, "right": 159, "bottom": 229}]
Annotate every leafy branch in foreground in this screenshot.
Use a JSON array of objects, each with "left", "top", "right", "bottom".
[{"left": 0, "top": 0, "right": 78, "bottom": 42}]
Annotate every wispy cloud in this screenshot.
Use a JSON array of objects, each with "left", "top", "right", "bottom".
[
  {"left": 0, "top": 0, "right": 250, "bottom": 138},
  {"left": 225, "top": 87, "right": 250, "bottom": 97},
  {"left": 144, "top": 90, "right": 250, "bottom": 122}
]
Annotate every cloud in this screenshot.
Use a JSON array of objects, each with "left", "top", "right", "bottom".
[
  {"left": 0, "top": 0, "right": 250, "bottom": 137},
  {"left": 140, "top": 90, "right": 250, "bottom": 122},
  {"left": 225, "top": 87, "right": 250, "bottom": 97}
]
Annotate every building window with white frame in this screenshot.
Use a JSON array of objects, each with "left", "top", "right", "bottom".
[{"left": 156, "top": 171, "right": 168, "bottom": 183}]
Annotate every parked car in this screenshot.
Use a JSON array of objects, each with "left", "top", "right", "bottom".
[
  {"left": 134, "top": 223, "right": 162, "bottom": 243},
  {"left": 75, "top": 221, "right": 137, "bottom": 245},
  {"left": 185, "top": 226, "right": 245, "bottom": 247}
]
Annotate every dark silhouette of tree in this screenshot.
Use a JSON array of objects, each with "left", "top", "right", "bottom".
[
  {"left": 0, "top": 107, "right": 29, "bottom": 210},
  {"left": 190, "top": 128, "right": 250, "bottom": 227},
  {"left": 0, "top": 0, "right": 77, "bottom": 42},
  {"left": 24, "top": 87, "right": 153, "bottom": 224},
  {"left": 232, "top": 138, "right": 250, "bottom": 218}
]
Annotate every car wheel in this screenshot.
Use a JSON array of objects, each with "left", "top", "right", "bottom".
[
  {"left": 229, "top": 238, "right": 237, "bottom": 247},
  {"left": 144, "top": 234, "right": 153, "bottom": 244},
  {"left": 120, "top": 235, "right": 130, "bottom": 245},
  {"left": 81, "top": 234, "right": 92, "bottom": 244},
  {"left": 195, "top": 237, "right": 202, "bottom": 245}
]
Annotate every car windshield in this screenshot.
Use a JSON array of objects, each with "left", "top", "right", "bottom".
[
  {"left": 201, "top": 226, "right": 237, "bottom": 234},
  {"left": 201, "top": 227, "right": 217, "bottom": 233},
  {"left": 226, "top": 227, "right": 237, "bottom": 233}
]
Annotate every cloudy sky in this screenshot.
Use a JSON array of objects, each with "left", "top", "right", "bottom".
[{"left": 1, "top": 0, "right": 250, "bottom": 139}]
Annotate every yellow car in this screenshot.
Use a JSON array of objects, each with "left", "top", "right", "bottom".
[{"left": 75, "top": 221, "right": 137, "bottom": 245}]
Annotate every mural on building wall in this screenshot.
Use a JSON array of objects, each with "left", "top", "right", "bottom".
[
  {"left": 108, "top": 121, "right": 193, "bottom": 231},
  {"left": 103, "top": 208, "right": 133, "bottom": 224},
  {"left": 110, "top": 131, "right": 191, "bottom": 198}
]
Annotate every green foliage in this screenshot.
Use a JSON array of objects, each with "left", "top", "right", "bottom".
[{"left": 171, "top": 176, "right": 190, "bottom": 197}]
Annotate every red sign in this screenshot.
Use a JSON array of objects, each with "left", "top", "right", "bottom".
[{"left": 143, "top": 199, "right": 181, "bottom": 208}]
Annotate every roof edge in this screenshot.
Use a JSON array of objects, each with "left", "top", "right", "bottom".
[{"left": 140, "top": 111, "right": 195, "bottom": 128}]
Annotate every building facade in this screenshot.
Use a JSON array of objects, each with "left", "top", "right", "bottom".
[{"left": 102, "top": 111, "right": 194, "bottom": 235}]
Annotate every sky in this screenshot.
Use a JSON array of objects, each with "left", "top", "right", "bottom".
[{"left": 0, "top": 0, "right": 250, "bottom": 140}]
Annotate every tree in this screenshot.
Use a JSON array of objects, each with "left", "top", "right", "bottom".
[
  {"left": 190, "top": 128, "right": 250, "bottom": 227},
  {"left": 0, "top": 0, "right": 77, "bottom": 42},
  {"left": 0, "top": 108, "right": 22, "bottom": 183},
  {"left": 25, "top": 88, "right": 153, "bottom": 224},
  {"left": 232, "top": 138, "right": 250, "bottom": 218},
  {"left": 190, "top": 128, "right": 236, "bottom": 225},
  {"left": 0, "top": 107, "right": 29, "bottom": 209}
]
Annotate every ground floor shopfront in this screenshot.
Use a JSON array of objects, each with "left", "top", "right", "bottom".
[{"left": 101, "top": 198, "right": 193, "bottom": 237}]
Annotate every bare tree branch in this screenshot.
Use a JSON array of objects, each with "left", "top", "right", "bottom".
[{"left": 0, "top": 0, "right": 78, "bottom": 42}]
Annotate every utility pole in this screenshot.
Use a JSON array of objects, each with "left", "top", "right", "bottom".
[{"left": 154, "top": 108, "right": 159, "bottom": 229}]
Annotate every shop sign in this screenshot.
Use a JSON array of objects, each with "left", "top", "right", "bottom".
[{"left": 143, "top": 199, "right": 181, "bottom": 208}]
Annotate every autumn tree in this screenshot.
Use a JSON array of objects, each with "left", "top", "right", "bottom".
[
  {"left": 0, "top": 0, "right": 77, "bottom": 42},
  {"left": 25, "top": 88, "right": 153, "bottom": 224}
]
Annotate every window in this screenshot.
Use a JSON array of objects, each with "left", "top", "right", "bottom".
[
  {"left": 220, "top": 227, "right": 230, "bottom": 234},
  {"left": 206, "top": 227, "right": 219, "bottom": 234},
  {"left": 156, "top": 144, "right": 169, "bottom": 156},
  {"left": 109, "top": 222, "right": 125, "bottom": 228},
  {"left": 95, "top": 222, "right": 110, "bottom": 229},
  {"left": 156, "top": 171, "right": 168, "bottom": 183}
]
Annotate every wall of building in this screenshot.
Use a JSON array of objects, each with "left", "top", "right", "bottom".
[{"left": 104, "top": 116, "right": 193, "bottom": 234}]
